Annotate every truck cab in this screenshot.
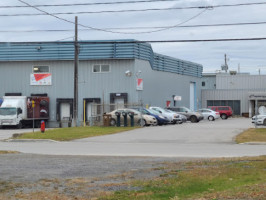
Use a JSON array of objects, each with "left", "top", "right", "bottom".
[{"left": 0, "top": 107, "right": 23, "bottom": 128}]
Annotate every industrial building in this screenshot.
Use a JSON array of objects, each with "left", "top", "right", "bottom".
[
  {"left": 202, "top": 72, "right": 266, "bottom": 117},
  {"left": 0, "top": 40, "right": 203, "bottom": 127}
]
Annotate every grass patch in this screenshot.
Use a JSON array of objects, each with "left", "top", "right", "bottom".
[
  {"left": 0, "top": 150, "right": 19, "bottom": 154},
  {"left": 101, "top": 156, "right": 266, "bottom": 200},
  {"left": 235, "top": 128, "right": 266, "bottom": 143},
  {"left": 14, "top": 126, "right": 138, "bottom": 141}
]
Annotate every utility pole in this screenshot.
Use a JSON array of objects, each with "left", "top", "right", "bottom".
[
  {"left": 73, "top": 16, "right": 79, "bottom": 127},
  {"left": 224, "top": 54, "right": 228, "bottom": 73}
]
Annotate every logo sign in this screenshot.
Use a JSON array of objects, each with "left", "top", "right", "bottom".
[
  {"left": 30, "top": 73, "right": 52, "bottom": 85},
  {"left": 136, "top": 78, "right": 143, "bottom": 91},
  {"left": 174, "top": 96, "right": 182, "bottom": 101}
]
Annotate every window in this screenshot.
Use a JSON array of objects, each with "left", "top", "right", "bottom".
[
  {"left": 202, "top": 81, "right": 205, "bottom": 87},
  {"left": 33, "top": 66, "right": 49, "bottom": 73},
  {"left": 93, "top": 64, "right": 110, "bottom": 73}
]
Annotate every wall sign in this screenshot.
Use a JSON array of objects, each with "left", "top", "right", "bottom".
[
  {"left": 30, "top": 73, "right": 52, "bottom": 85},
  {"left": 136, "top": 78, "right": 143, "bottom": 91}
]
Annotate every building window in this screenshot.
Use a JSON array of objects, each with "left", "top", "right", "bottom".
[
  {"left": 93, "top": 64, "right": 110, "bottom": 73},
  {"left": 202, "top": 81, "right": 205, "bottom": 87},
  {"left": 33, "top": 66, "right": 49, "bottom": 73}
]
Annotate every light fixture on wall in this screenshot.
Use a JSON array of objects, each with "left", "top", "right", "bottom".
[{"left": 125, "top": 70, "right": 132, "bottom": 77}]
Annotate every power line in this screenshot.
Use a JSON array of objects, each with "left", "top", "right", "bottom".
[
  {"left": 17, "top": 0, "right": 208, "bottom": 34},
  {"left": 4, "top": 37, "right": 266, "bottom": 45},
  {"left": 1, "top": 21, "right": 266, "bottom": 33},
  {"left": 1, "top": 0, "right": 181, "bottom": 8},
  {"left": 3, "top": 2, "right": 266, "bottom": 16}
]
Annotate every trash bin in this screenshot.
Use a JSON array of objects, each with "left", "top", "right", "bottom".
[{"left": 103, "top": 114, "right": 112, "bottom": 126}]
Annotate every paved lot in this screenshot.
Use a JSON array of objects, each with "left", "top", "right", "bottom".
[{"left": 0, "top": 118, "right": 265, "bottom": 157}]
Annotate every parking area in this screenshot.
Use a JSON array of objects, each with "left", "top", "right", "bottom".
[{"left": 0, "top": 118, "right": 265, "bottom": 158}]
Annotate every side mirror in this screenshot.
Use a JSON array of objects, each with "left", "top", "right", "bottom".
[{"left": 17, "top": 108, "right": 22, "bottom": 114}]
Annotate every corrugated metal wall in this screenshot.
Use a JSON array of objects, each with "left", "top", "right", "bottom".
[
  {"left": 216, "top": 74, "right": 266, "bottom": 89},
  {"left": 136, "top": 59, "right": 202, "bottom": 109},
  {"left": 0, "top": 59, "right": 137, "bottom": 125},
  {"left": 0, "top": 40, "right": 203, "bottom": 78}
]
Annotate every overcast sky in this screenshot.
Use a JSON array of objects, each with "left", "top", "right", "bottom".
[{"left": 1, "top": 0, "right": 266, "bottom": 74}]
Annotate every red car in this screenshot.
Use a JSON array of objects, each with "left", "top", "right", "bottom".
[{"left": 208, "top": 106, "right": 233, "bottom": 119}]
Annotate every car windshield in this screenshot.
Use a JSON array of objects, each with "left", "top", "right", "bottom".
[
  {"left": 147, "top": 109, "right": 158, "bottom": 115},
  {"left": 0, "top": 107, "right": 17, "bottom": 116},
  {"left": 182, "top": 107, "right": 191, "bottom": 112}
]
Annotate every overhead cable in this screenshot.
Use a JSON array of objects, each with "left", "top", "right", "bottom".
[
  {"left": 1, "top": 0, "right": 181, "bottom": 8},
  {"left": 1, "top": 21, "right": 266, "bottom": 33},
  {"left": 3, "top": 2, "right": 266, "bottom": 16},
  {"left": 3, "top": 37, "right": 266, "bottom": 45},
  {"left": 17, "top": 0, "right": 208, "bottom": 34}
]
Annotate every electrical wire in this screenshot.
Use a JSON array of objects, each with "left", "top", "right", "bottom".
[
  {"left": 1, "top": 21, "right": 266, "bottom": 33},
  {"left": 4, "top": 37, "right": 266, "bottom": 45},
  {"left": 2, "top": 2, "right": 266, "bottom": 16},
  {"left": 1, "top": 0, "right": 181, "bottom": 8},
  {"left": 17, "top": 0, "right": 208, "bottom": 34}
]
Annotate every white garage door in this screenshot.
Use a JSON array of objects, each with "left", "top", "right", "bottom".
[{"left": 60, "top": 103, "right": 71, "bottom": 121}]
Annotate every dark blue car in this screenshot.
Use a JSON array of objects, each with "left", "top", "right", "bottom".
[{"left": 132, "top": 107, "right": 169, "bottom": 125}]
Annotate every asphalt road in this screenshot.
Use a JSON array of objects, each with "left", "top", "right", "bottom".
[{"left": 0, "top": 118, "right": 265, "bottom": 157}]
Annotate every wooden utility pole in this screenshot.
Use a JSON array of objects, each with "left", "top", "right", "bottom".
[{"left": 73, "top": 16, "right": 79, "bottom": 127}]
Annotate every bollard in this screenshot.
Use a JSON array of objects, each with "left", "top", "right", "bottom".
[
  {"left": 122, "top": 112, "right": 128, "bottom": 127},
  {"left": 129, "top": 112, "right": 134, "bottom": 127},
  {"left": 115, "top": 112, "right": 121, "bottom": 127}
]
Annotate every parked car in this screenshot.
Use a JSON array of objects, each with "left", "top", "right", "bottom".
[
  {"left": 208, "top": 106, "right": 233, "bottom": 119},
  {"left": 166, "top": 109, "right": 186, "bottom": 123},
  {"left": 196, "top": 108, "right": 220, "bottom": 121},
  {"left": 132, "top": 107, "right": 169, "bottom": 125},
  {"left": 166, "top": 107, "right": 203, "bottom": 123},
  {"left": 107, "top": 108, "right": 157, "bottom": 126},
  {"left": 252, "top": 114, "right": 266, "bottom": 125},
  {"left": 149, "top": 106, "right": 180, "bottom": 124}
]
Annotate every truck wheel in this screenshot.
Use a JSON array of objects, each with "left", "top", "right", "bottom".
[
  {"left": 110, "top": 119, "right": 116, "bottom": 126},
  {"left": 190, "top": 116, "right": 197, "bottom": 123},
  {"left": 17, "top": 122, "right": 22, "bottom": 129},
  {"left": 208, "top": 116, "right": 214, "bottom": 121},
  {"left": 221, "top": 114, "right": 227, "bottom": 120}
]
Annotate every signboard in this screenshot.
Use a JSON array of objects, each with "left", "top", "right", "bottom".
[
  {"left": 136, "top": 78, "right": 143, "bottom": 91},
  {"left": 174, "top": 96, "right": 182, "bottom": 101},
  {"left": 30, "top": 73, "right": 52, "bottom": 85}
]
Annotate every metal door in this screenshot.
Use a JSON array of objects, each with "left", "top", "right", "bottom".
[
  {"left": 60, "top": 103, "right": 71, "bottom": 121},
  {"left": 114, "top": 98, "right": 125, "bottom": 109},
  {"left": 190, "top": 82, "right": 195, "bottom": 111},
  {"left": 86, "top": 102, "right": 97, "bottom": 119}
]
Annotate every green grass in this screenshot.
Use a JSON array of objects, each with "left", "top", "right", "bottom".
[
  {"left": 101, "top": 156, "right": 266, "bottom": 200},
  {"left": 235, "top": 128, "right": 266, "bottom": 143},
  {"left": 14, "top": 126, "right": 138, "bottom": 141}
]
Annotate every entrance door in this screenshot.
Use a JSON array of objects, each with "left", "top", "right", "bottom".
[
  {"left": 60, "top": 103, "right": 71, "bottom": 121},
  {"left": 190, "top": 82, "right": 195, "bottom": 111}
]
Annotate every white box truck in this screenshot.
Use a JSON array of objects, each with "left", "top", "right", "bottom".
[{"left": 0, "top": 96, "right": 49, "bottom": 128}]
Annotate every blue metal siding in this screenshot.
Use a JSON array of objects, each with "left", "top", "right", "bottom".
[{"left": 0, "top": 40, "right": 202, "bottom": 77}]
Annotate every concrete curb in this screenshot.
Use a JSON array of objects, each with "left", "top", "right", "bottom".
[{"left": 239, "top": 142, "right": 266, "bottom": 145}]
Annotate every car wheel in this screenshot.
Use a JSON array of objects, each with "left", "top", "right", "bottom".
[
  {"left": 263, "top": 119, "right": 266, "bottom": 126},
  {"left": 221, "top": 114, "right": 227, "bottom": 120},
  {"left": 208, "top": 116, "right": 214, "bottom": 121},
  {"left": 190, "top": 116, "right": 197, "bottom": 123},
  {"left": 138, "top": 119, "right": 146, "bottom": 126},
  {"left": 110, "top": 118, "right": 116, "bottom": 126}
]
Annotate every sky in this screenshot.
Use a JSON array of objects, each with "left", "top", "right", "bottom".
[{"left": 1, "top": 0, "right": 266, "bottom": 74}]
